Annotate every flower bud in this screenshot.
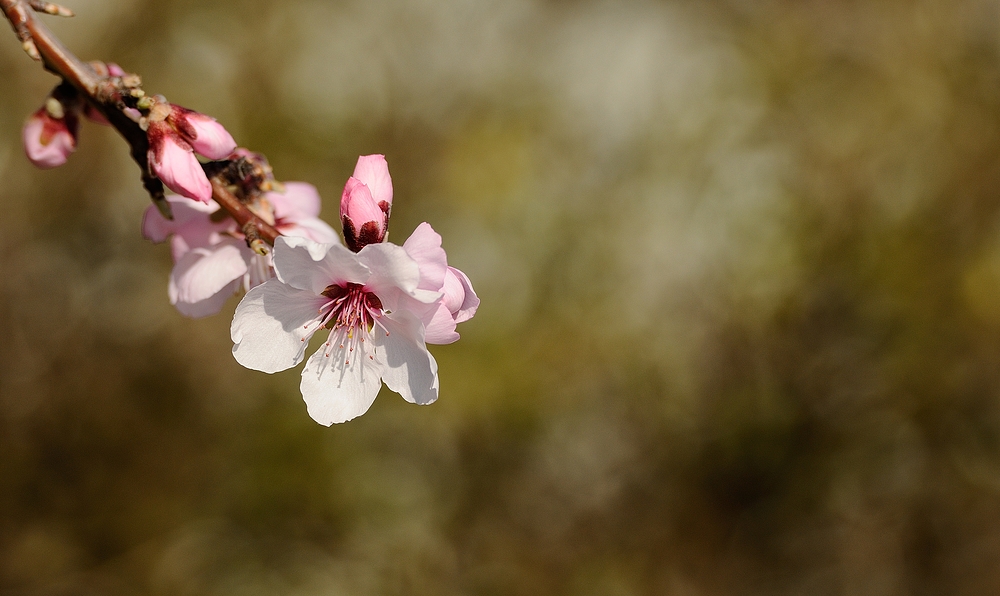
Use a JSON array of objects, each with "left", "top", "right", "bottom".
[
  {"left": 147, "top": 120, "right": 213, "bottom": 203},
  {"left": 167, "top": 105, "right": 236, "bottom": 160},
  {"left": 341, "top": 177, "right": 387, "bottom": 252},
  {"left": 22, "top": 99, "right": 78, "bottom": 169}
]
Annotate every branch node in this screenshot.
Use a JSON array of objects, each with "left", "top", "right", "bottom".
[{"left": 242, "top": 222, "right": 270, "bottom": 255}]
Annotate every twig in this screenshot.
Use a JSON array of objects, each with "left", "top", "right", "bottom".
[{"left": 1, "top": 0, "right": 281, "bottom": 248}]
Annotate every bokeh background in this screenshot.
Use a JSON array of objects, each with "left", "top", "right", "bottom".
[{"left": 2, "top": 0, "right": 1000, "bottom": 593}]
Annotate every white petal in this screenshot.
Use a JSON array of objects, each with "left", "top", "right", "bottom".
[
  {"left": 272, "top": 236, "right": 369, "bottom": 294},
  {"left": 300, "top": 332, "right": 385, "bottom": 425},
  {"left": 375, "top": 311, "right": 439, "bottom": 406},
  {"left": 231, "top": 279, "right": 327, "bottom": 373},
  {"left": 357, "top": 242, "right": 439, "bottom": 312}
]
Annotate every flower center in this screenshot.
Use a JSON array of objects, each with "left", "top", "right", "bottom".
[
  {"left": 313, "top": 283, "right": 386, "bottom": 365},
  {"left": 320, "top": 283, "right": 384, "bottom": 332}
]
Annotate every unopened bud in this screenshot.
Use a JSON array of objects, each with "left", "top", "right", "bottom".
[
  {"left": 22, "top": 40, "right": 40, "bottom": 61},
  {"left": 340, "top": 176, "right": 387, "bottom": 252},
  {"left": 22, "top": 105, "right": 78, "bottom": 169},
  {"left": 147, "top": 121, "right": 212, "bottom": 203},
  {"left": 44, "top": 97, "right": 65, "bottom": 119},
  {"left": 166, "top": 105, "right": 236, "bottom": 161}
]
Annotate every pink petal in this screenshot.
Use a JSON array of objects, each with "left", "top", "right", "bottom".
[
  {"left": 141, "top": 195, "right": 224, "bottom": 244},
  {"left": 402, "top": 222, "right": 447, "bottom": 292},
  {"left": 185, "top": 115, "right": 237, "bottom": 160},
  {"left": 351, "top": 154, "right": 393, "bottom": 209},
  {"left": 148, "top": 123, "right": 213, "bottom": 203},
  {"left": 268, "top": 181, "right": 322, "bottom": 221},
  {"left": 231, "top": 279, "right": 329, "bottom": 374},
  {"left": 421, "top": 302, "right": 461, "bottom": 345},
  {"left": 22, "top": 108, "right": 76, "bottom": 169},
  {"left": 448, "top": 266, "right": 480, "bottom": 323}
]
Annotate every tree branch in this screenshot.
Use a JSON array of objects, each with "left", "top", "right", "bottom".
[{"left": 1, "top": 0, "right": 281, "bottom": 249}]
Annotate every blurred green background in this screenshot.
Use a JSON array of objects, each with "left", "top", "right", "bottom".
[{"left": 3, "top": 0, "right": 1000, "bottom": 593}]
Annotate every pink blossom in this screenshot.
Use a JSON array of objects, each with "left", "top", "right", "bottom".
[
  {"left": 147, "top": 121, "right": 213, "bottom": 203},
  {"left": 22, "top": 104, "right": 77, "bottom": 169},
  {"left": 143, "top": 184, "right": 337, "bottom": 318},
  {"left": 231, "top": 235, "right": 445, "bottom": 425}
]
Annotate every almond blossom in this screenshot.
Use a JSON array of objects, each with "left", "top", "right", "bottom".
[
  {"left": 230, "top": 155, "right": 478, "bottom": 425},
  {"left": 231, "top": 235, "right": 445, "bottom": 424},
  {"left": 142, "top": 182, "right": 337, "bottom": 318}
]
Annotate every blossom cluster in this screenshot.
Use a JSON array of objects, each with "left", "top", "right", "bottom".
[{"left": 23, "top": 74, "right": 478, "bottom": 424}]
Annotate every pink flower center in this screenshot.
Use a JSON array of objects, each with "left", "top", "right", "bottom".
[
  {"left": 320, "top": 283, "right": 384, "bottom": 331},
  {"left": 312, "top": 283, "right": 386, "bottom": 364}
]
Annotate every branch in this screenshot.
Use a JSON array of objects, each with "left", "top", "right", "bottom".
[{"left": 1, "top": 0, "right": 281, "bottom": 249}]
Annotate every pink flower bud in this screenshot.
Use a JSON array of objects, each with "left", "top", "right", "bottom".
[
  {"left": 167, "top": 106, "right": 237, "bottom": 160},
  {"left": 341, "top": 176, "right": 388, "bottom": 252},
  {"left": 147, "top": 121, "right": 213, "bottom": 203},
  {"left": 22, "top": 102, "right": 78, "bottom": 169}
]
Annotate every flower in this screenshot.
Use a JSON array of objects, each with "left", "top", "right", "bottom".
[
  {"left": 143, "top": 183, "right": 337, "bottom": 318},
  {"left": 145, "top": 102, "right": 237, "bottom": 202},
  {"left": 230, "top": 154, "right": 478, "bottom": 425},
  {"left": 22, "top": 97, "right": 78, "bottom": 169},
  {"left": 230, "top": 235, "right": 444, "bottom": 424}
]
